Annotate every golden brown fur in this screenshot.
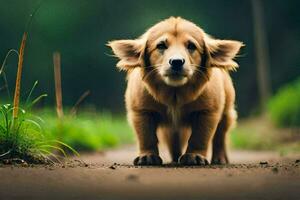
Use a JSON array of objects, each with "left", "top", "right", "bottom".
[{"left": 108, "top": 17, "right": 243, "bottom": 165}]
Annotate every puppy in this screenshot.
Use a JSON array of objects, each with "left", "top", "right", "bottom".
[{"left": 108, "top": 17, "right": 243, "bottom": 166}]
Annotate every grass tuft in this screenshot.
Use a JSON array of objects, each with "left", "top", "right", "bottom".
[{"left": 0, "top": 104, "right": 76, "bottom": 164}]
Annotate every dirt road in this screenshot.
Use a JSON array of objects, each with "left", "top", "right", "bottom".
[{"left": 0, "top": 147, "right": 299, "bottom": 200}]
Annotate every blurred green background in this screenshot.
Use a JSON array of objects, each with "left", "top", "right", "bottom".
[
  {"left": 0, "top": 0, "right": 299, "bottom": 154},
  {"left": 1, "top": 0, "right": 299, "bottom": 116}
]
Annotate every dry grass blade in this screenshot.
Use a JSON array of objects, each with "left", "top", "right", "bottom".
[
  {"left": 53, "top": 52, "right": 64, "bottom": 119},
  {"left": 0, "top": 49, "right": 19, "bottom": 75},
  {"left": 70, "top": 90, "right": 91, "bottom": 116},
  {"left": 12, "top": 32, "right": 27, "bottom": 119}
]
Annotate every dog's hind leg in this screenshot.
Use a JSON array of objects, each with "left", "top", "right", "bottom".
[{"left": 211, "top": 109, "right": 237, "bottom": 165}]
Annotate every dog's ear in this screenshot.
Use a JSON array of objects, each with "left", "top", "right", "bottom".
[
  {"left": 204, "top": 36, "right": 244, "bottom": 71},
  {"left": 107, "top": 39, "right": 145, "bottom": 71}
]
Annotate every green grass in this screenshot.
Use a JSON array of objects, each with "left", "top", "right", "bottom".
[
  {"left": 0, "top": 104, "right": 78, "bottom": 163},
  {"left": 230, "top": 117, "right": 300, "bottom": 154},
  {"left": 0, "top": 102, "right": 133, "bottom": 163},
  {"left": 268, "top": 78, "right": 300, "bottom": 128},
  {"left": 230, "top": 121, "right": 274, "bottom": 150},
  {"left": 38, "top": 110, "right": 134, "bottom": 152}
]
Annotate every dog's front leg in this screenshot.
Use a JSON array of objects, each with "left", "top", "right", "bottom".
[
  {"left": 129, "top": 111, "right": 162, "bottom": 166},
  {"left": 179, "top": 112, "right": 220, "bottom": 165}
]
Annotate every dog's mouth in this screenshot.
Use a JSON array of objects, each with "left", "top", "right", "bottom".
[
  {"left": 162, "top": 71, "right": 189, "bottom": 87},
  {"left": 163, "top": 71, "right": 188, "bottom": 79}
]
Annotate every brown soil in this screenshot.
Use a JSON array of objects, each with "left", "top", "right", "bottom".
[{"left": 0, "top": 147, "right": 299, "bottom": 200}]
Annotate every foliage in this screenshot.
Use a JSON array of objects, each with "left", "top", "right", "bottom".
[
  {"left": 230, "top": 117, "right": 274, "bottom": 150},
  {"left": 230, "top": 117, "right": 300, "bottom": 153},
  {"left": 268, "top": 78, "right": 300, "bottom": 128},
  {"left": 40, "top": 111, "right": 134, "bottom": 152},
  {"left": 0, "top": 104, "right": 77, "bottom": 163}
]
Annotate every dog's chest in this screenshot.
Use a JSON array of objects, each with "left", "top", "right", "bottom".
[{"left": 167, "top": 105, "right": 182, "bottom": 128}]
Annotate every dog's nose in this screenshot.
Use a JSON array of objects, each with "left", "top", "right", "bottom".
[{"left": 169, "top": 58, "right": 185, "bottom": 71}]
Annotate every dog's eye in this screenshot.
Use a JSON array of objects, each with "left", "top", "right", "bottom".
[
  {"left": 187, "top": 42, "right": 197, "bottom": 52},
  {"left": 156, "top": 42, "right": 168, "bottom": 50}
]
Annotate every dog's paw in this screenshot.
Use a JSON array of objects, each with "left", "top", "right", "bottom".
[
  {"left": 133, "top": 154, "right": 163, "bottom": 166},
  {"left": 211, "top": 156, "right": 229, "bottom": 165},
  {"left": 179, "top": 153, "right": 209, "bottom": 166}
]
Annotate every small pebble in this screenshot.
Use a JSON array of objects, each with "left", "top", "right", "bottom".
[
  {"left": 260, "top": 161, "right": 268, "bottom": 165},
  {"left": 109, "top": 165, "right": 116, "bottom": 170},
  {"left": 295, "top": 159, "right": 300, "bottom": 164}
]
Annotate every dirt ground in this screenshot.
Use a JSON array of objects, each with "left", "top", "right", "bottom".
[{"left": 0, "top": 147, "right": 300, "bottom": 200}]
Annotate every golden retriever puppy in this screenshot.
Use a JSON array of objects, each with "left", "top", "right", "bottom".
[{"left": 108, "top": 17, "right": 243, "bottom": 166}]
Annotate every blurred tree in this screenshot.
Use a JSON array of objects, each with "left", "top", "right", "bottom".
[{"left": 251, "top": 0, "right": 271, "bottom": 112}]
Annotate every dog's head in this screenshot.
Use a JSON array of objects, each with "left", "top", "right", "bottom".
[{"left": 108, "top": 17, "right": 243, "bottom": 87}]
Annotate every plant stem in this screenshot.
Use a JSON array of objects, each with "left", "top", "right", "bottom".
[
  {"left": 13, "top": 32, "right": 27, "bottom": 119},
  {"left": 53, "top": 52, "right": 64, "bottom": 119},
  {"left": 70, "top": 90, "right": 90, "bottom": 116}
]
